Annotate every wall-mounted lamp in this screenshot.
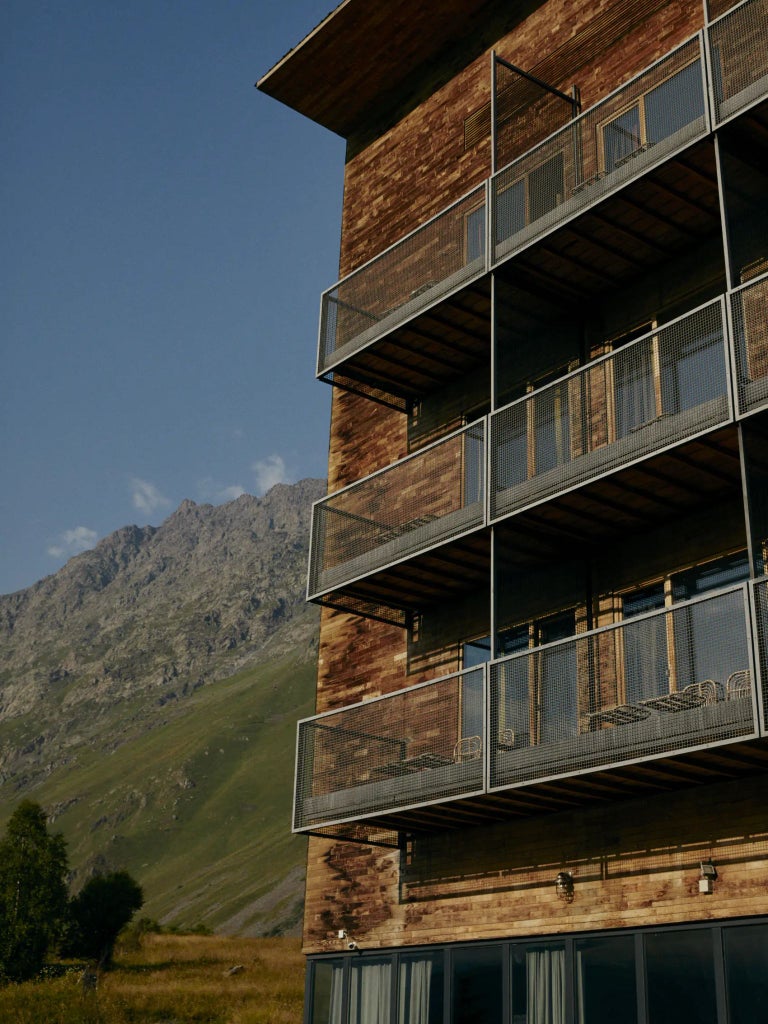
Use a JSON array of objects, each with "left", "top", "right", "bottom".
[
  {"left": 699, "top": 862, "right": 717, "bottom": 895},
  {"left": 555, "top": 871, "right": 575, "bottom": 903}
]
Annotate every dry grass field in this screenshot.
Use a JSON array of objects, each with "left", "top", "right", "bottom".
[{"left": 0, "top": 933, "right": 305, "bottom": 1024}]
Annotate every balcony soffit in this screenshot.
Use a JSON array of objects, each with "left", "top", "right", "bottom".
[{"left": 256, "top": 0, "right": 534, "bottom": 138}]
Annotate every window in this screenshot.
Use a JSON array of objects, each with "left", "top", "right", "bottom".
[
  {"left": 306, "top": 919, "right": 768, "bottom": 1024},
  {"left": 575, "top": 935, "right": 637, "bottom": 1024},
  {"left": 465, "top": 205, "right": 486, "bottom": 263},
  {"left": 494, "top": 610, "right": 578, "bottom": 748},
  {"left": 310, "top": 960, "right": 344, "bottom": 1024},
  {"left": 621, "top": 583, "right": 668, "bottom": 704},
  {"left": 645, "top": 929, "right": 717, "bottom": 1024},
  {"left": 452, "top": 945, "right": 504, "bottom": 1024},
  {"left": 349, "top": 959, "right": 393, "bottom": 1024},
  {"left": 601, "top": 60, "right": 704, "bottom": 170},
  {"left": 723, "top": 923, "right": 768, "bottom": 1024},
  {"left": 398, "top": 953, "right": 443, "bottom": 1024},
  {"left": 495, "top": 152, "right": 565, "bottom": 243},
  {"left": 619, "top": 552, "right": 750, "bottom": 700},
  {"left": 511, "top": 941, "right": 566, "bottom": 1024}
]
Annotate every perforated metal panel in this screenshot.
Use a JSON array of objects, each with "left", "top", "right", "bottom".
[
  {"left": 708, "top": 0, "right": 768, "bottom": 125},
  {"left": 730, "top": 273, "right": 768, "bottom": 417},
  {"left": 490, "top": 299, "right": 729, "bottom": 521},
  {"left": 489, "top": 585, "right": 756, "bottom": 791},
  {"left": 318, "top": 185, "right": 487, "bottom": 375},
  {"left": 491, "top": 36, "right": 707, "bottom": 265},
  {"left": 308, "top": 420, "right": 486, "bottom": 600},
  {"left": 293, "top": 668, "right": 486, "bottom": 835}
]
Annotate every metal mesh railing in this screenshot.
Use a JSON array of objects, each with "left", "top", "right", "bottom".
[
  {"left": 489, "top": 585, "right": 756, "bottom": 790},
  {"left": 750, "top": 577, "right": 768, "bottom": 732},
  {"left": 730, "top": 273, "right": 768, "bottom": 416},
  {"left": 308, "top": 420, "right": 486, "bottom": 599},
  {"left": 708, "top": 0, "right": 768, "bottom": 124},
  {"left": 293, "top": 668, "right": 486, "bottom": 832},
  {"left": 490, "top": 299, "right": 729, "bottom": 520},
  {"left": 318, "top": 185, "right": 487, "bottom": 375},
  {"left": 490, "top": 36, "right": 707, "bottom": 264}
]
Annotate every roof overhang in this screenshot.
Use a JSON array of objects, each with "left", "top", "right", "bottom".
[{"left": 257, "top": 0, "right": 526, "bottom": 139}]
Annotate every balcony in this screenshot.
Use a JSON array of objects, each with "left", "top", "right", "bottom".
[
  {"left": 317, "top": 184, "right": 488, "bottom": 385},
  {"left": 731, "top": 273, "right": 768, "bottom": 417},
  {"left": 709, "top": 0, "right": 768, "bottom": 126},
  {"left": 490, "top": 35, "right": 708, "bottom": 265},
  {"left": 489, "top": 584, "right": 757, "bottom": 791},
  {"left": 293, "top": 667, "right": 486, "bottom": 834},
  {"left": 314, "top": 0, "right": 768, "bottom": 398},
  {"left": 490, "top": 297, "right": 731, "bottom": 521},
  {"left": 307, "top": 420, "right": 486, "bottom": 603},
  {"left": 294, "top": 585, "right": 762, "bottom": 840},
  {"left": 308, "top": 281, "right": 768, "bottom": 610}
]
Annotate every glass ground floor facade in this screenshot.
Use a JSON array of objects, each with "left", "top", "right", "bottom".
[{"left": 306, "top": 917, "right": 768, "bottom": 1024}]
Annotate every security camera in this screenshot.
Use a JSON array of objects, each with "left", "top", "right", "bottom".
[
  {"left": 337, "top": 930, "right": 347, "bottom": 940},
  {"left": 347, "top": 940, "right": 359, "bottom": 951}
]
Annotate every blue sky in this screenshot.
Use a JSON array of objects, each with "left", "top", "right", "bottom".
[{"left": 1, "top": 1, "right": 345, "bottom": 595}]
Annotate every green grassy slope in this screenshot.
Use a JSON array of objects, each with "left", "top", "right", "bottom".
[{"left": 0, "top": 652, "right": 315, "bottom": 935}]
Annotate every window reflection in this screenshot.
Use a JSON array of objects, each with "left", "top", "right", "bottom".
[
  {"left": 575, "top": 935, "right": 637, "bottom": 1024},
  {"left": 453, "top": 945, "right": 504, "bottom": 1024},
  {"left": 645, "top": 929, "right": 717, "bottom": 1024},
  {"left": 724, "top": 923, "right": 768, "bottom": 1024},
  {"left": 311, "top": 960, "right": 344, "bottom": 1024}
]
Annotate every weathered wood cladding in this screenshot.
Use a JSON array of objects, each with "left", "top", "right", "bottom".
[
  {"left": 326, "top": 0, "right": 714, "bottom": 500},
  {"left": 337, "top": 0, "right": 704, "bottom": 278},
  {"left": 304, "top": 0, "right": 768, "bottom": 971},
  {"left": 302, "top": 774, "right": 768, "bottom": 953}
]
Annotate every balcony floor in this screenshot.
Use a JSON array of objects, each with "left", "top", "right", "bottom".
[{"left": 323, "top": 736, "right": 768, "bottom": 840}]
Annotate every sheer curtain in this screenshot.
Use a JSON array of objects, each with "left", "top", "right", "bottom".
[
  {"left": 399, "top": 957, "right": 432, "bottom": 1024},
  {"left": 349, "top": 962, "right": 392, "bottom": 1024},
  {"left": 527, "top": 948, "right": 566, "bottom": 1024},
  {"left": 329, "top": 965, "right": 343, "bottom": 1024}
]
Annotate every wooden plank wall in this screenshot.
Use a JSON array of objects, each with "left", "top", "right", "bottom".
[
  {"left": 307, "top": 0, "right": 743, "bottom": 956},
  {"left": 303, "top": 773, "right": 768, "bottom": 952}
]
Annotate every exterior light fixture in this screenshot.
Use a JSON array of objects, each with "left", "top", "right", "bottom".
[
  {"left": 699, "top": 862, "right": 717, "bottom": 895},
  {"left": 555, "top": 871, "right": 575, "bottom": 903}
]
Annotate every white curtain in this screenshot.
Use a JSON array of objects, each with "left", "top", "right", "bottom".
[
  {"left": 399, "top": 958, "right": 432, "bottom": 1024},
  {"left": 527, "top": 948, "right": 566, "bottom": 1024},
  {"left": 329, "top": 965, "right": 344, "bottom": 1024},
  {"left": 349, "top": 962, "right": 392, "bottom": 1024}
]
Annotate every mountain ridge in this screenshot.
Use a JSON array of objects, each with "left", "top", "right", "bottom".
[{"left": 0, "top": 479, "right": 324, "bottom": 933}]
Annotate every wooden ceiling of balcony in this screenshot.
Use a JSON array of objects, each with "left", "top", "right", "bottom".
[
  {"left": 495, "top": 425, "right": 743, "bottom": 567},
  {"left": 500, "top": 138, "right": 721, "bottom": 302},
  {"left": 328, "top": 277, "right": 492, "bottom": 405},
  {"left": 336, "top": 527, "right": 492, "bottom": 613}
]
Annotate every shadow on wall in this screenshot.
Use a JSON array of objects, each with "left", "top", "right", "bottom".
[{"left": 399, "top": 773, "right": 768, "bottom": 903}]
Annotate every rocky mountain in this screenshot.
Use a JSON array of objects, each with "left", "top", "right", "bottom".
[{"left": 0, "top": 479, "right": 324, "bottom": 934}]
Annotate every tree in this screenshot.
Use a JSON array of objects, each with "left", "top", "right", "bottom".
[
  {"left": 66, "top": 871, "right": 144, "bottom": 967},
  {"left": 0, "top": 801, "right": 69, "bottom": 982}
]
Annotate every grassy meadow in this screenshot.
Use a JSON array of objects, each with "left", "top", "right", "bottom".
[{"left": 0, "top": 934, "right": 305, "bottom": 1024}]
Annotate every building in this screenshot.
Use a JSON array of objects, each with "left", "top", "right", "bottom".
[{"left": 258, "top": 0, "right": 768, "bottom": 1020}]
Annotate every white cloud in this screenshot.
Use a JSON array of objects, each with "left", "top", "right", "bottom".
[
  {"left": 252, "top": 454, "right": 291, "bottom": 495},
  {"left": 47, "top": 526, "right": 99, "bottom": 559},
  {"left": 198, "top": 478, "right": 246, "bottom": 503},
  {"left": 130, "top": 477, "right": 172, "bottom": 517}
]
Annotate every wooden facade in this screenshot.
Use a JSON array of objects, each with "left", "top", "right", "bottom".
[{"left": 259, "top": 0, "right": 768, "bottom": 1019}]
